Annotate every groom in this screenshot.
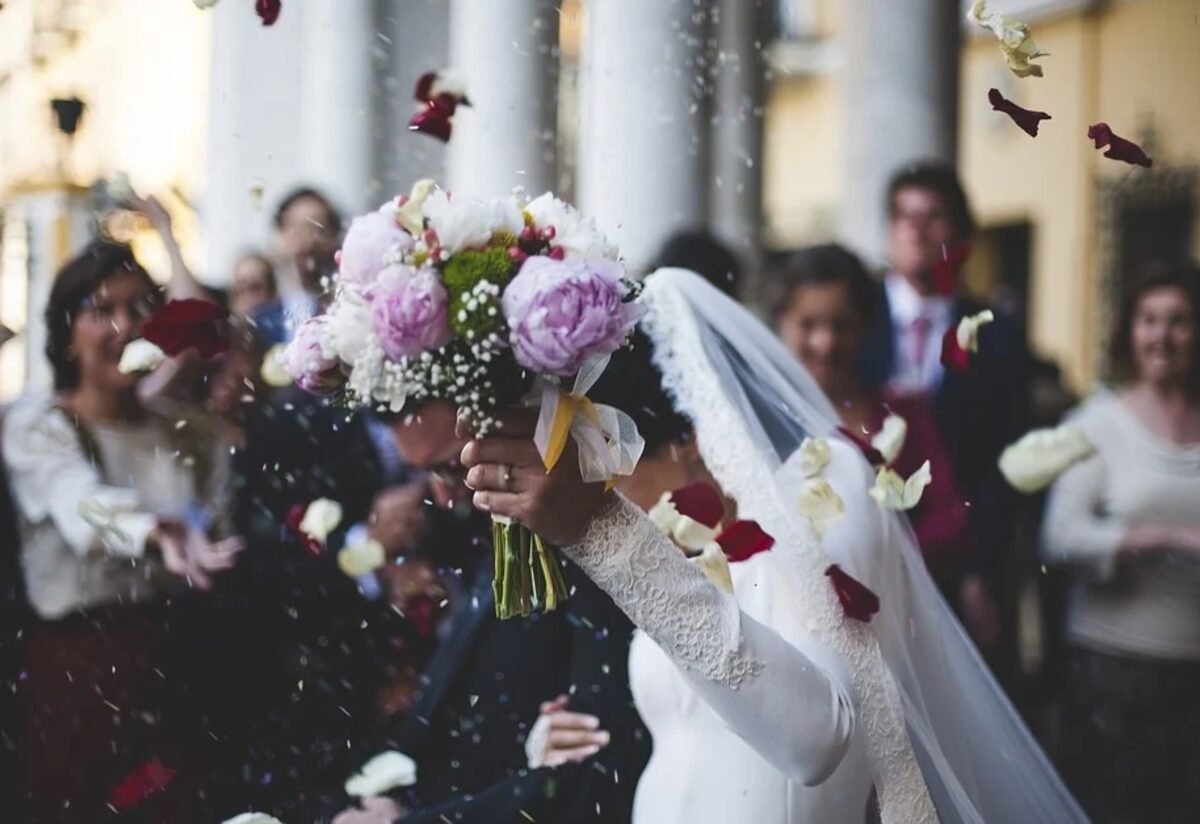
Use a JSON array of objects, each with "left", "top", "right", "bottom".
[{"left": 333, "top": 401, "right": 649, "bottom": 823}]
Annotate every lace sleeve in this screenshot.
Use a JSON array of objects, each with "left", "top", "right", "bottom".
[{"left": 565, "top": 494, "right": 857, "bottom": 786}]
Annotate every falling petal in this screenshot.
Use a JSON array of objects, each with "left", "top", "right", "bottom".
[
  {"left": 1087, "top": 122, "right": 1153, "bottom": 167},
  {"left": 693, "top": 542, "right": 735, "bottom": 593},
  {"left": 826, "top": 564, "right": 880, "bottom": 622},
  {"left": 869, "top": 461, "right": 932, "bottom": 511},
  {"left": 871, "top": 413, "right": 908, "bottom": 466},
  {"left": 118, "top": 339, "right": 165, "bottom": 374},
  {"left": 345, "top": 751, "right": 418, "bottom": 797},
  {"left": 988, "top": 88, "right": 1051, "bottom": 137},
  {"left": 968, "top": 1, "right": 1049, "bottom": 78},
  {"left": 716, "top": 519, "right": 775, "bottom": 563},
  {"left": 795, "top": 436, "right": 832, "bottom": 478},
  {"left": 255, "top": 0, "right": 281, "bottom": 26},
  {"left": 999, "top": 424, "right": 1095, "bottom": 492},
  {"left": 797, "top": 478, "right": 845, "bottom": 539}
]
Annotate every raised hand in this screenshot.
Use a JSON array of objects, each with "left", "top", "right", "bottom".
[{"left": 525, "top": 694, "right": 611, "bottom": 768}]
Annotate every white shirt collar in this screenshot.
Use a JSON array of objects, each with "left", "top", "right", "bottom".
[{"left": 885, "top": 272, "right": 951, "bottom": 327}]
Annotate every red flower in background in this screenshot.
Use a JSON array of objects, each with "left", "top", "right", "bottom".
[
  {"left": 285, "top": 503, "right": 322, "bottom": 556},
  {"left": 669, "top": 481, "right": 724, "bottom": 528},
  {"left": 940, "top": 326, "right": 971, "bottom": 372},
  {"left": 825, "top": 565, "right": 880, "bottom": 623},
  {"left": 1087, "top": 122, "right": 1152, "bottom": 168},
  {"left": 109, "top": 760, "right": 177, "bottom": 810},
  {"left": 256, "top": 0, "right": 281, "bottom": 26},
  {"left": 716, "top": 520, "right": 775, "bottom": 563},
  {"left": 140, "top": 299, "right": 228, "bottom": 358},
  {"left": 836, "top": 426, "right": 886, "bottom": 467},
  {"left": 988, "top": 88, "right": 1051, "bottom": 138},
  {"left": 409, "top": 71, "right": 470, "bottom": 143},
  {"left": 931, "top": 243, "right": 972, "bottom": 297}
]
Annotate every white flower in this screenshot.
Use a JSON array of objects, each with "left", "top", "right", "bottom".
[
  {"left": 795, "top": 436, "right": 832, "bottom": 477},
  {"left": 693, "top": 542, "right": 734, "bottom": 594},
  {"left": 524, "top": 193, "right": 618, "bottom": 260},
  {"left": 299, "top": 498, "right": 343, "bottom": 545},
  {"left": 871, "top": 414, "right": 908, "bottom": 465},
  {"left": 422, "top": 189, "right": 523, "bottom": 255},
  {"left": 345, "top": 751, "right": 418, "bottom": 798},
  {"left": 999, "top": 424, "right": 1095, "bottom": 493},
  {"left": 322, "top": 292, "right": 373, "bottom": 365},
  {"left": 396, "top": 179, "right": 436, "bottom": 236},
  {"left": 338, "top": 539, "right": 386, "bottom": 578},
  {"left": 222, "top": 814, "right": 284, "bottom": 824},
  {"left": 797, "top": 478, "right": 845, "bottom": 539},
  {"left": 968, "top": 1, "right": 1050, "bottom": 78},
  {"left": 118, "top": 339, "right": 165, "bottom": 374},
  {"left": 869, "top": 461, "right": 932, "bottom": 511},
  {"left": 260, "top": 344, "right": 293, "bottom": 388},
  {"left": 956, "top": 309, "right": 995, "bottom": 353}
]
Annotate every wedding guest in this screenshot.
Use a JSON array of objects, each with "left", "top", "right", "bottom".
[
  {"left": 330, "top": 400, "right": 650, "bottom": 824},
  {"left": 860, "top": 162, "right": 1030, "bottom": 653},
  {"left": 773, "top": 244, "right": 972, "bottom": 592},
  {"left": 1041, "top": 259, "right": 1200, "bottom": 823},
  {"left": 1, "top": 240, "right": 243, "bottom": 822},
  {"left": 651, "top": 229, "right": 742, "bottom": 297},
  {"left": 229, "top": 251, "right": 279, "bottom": 318}
]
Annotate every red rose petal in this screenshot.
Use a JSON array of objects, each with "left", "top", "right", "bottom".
[
  {"left": 668, "top": 482, "right": 724, "bottom": 529},
  {"left": 408, "top": 100, "right": 456, "bottom": 143},
  {"left": 255, "top": 0, "right": 281, "bottom": 26},
  {"left": 1087, "top": 122, "right": 1152, "bottom": 168},
  {"left": 931, "top": 243, "right": 972, "bottom": 297},
  {"left": 285, "top": 502, "right": 322, "bottom": 556},
  {"left": 414, "top": 71, "right": 437, "bottom": 103},
  {"left": 141, "top": 298, "right": 229, "bottom": 358},
  {"left": 825, "top": 564, "right": 880, "bottom": 623},
  {"left": 988, "top": 88, "right": 1051, "bottom": 138},
  {"left": 940, "top": 326, "right": 971, "bottom": 373},
  {"left": 836, "top": 426, "right": 886, "bottom": 467},
  {"left": 108, "top": 759, "right": 177, "bottom": 810},
  {"left": 716, "top": 520, "right": 775, "bottom": 563}
]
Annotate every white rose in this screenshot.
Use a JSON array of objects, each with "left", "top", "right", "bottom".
[
  {"left": 299, "top": 498, "right": 343, "bottom": 544},
  {"left": 795, "top": 436, "right": 832, "bottom": 478},
  {"left": 345, "top": 751, "right": 418, "bottom": 798},
  {"left": 222, "top": 814, "right": 284, "bottom": 824},
  {"left": 118, "top": 339, "right": 165, "bottom": 374},
  {"left": 338, "top": 539, "right": 387, "bottom": 578},
  {"left": 693, "top": 542, "right": 735, "bottom": 594},
  {"left": 871, "top": 414, "right": 908, "bottom": 466},
  {"left": 869, "top": 461, "right": 932, "bottom": 511},
  {"left": 422, "top": 189, "right": 523, "bottom": 255},
  {"left": 797, "top": 478, "right": 845, "bottom": 539},
  {"left": 322, "top": 292, "right": 373, "bottom": 365},
  {"left": 956, "top": 309, "right": 995, "bottom": 353},
  {"left": 524, "top": 193, "right": 617, "bottom": 260},
  {"left": 999, "top": 424, "right": 1095, "bottom": 493}
]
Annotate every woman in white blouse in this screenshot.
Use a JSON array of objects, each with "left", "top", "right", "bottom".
[
  {"left": 2, "top": 241, "right": 242, "bottom": 821},
  {"left": 1042, "top": 259, "right": 1200, "bottom": 823}
]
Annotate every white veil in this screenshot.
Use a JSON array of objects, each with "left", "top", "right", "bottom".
[{"left": 639, "top": 268, "right": 1087, "bottom": 824}]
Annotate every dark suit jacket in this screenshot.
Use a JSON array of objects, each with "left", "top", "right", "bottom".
[
  {"left": 353, "top": 543, "right": 650, "bottom": 824},
  {"left": 862, "top": 287, "right": 1031, "bottom": 584}
]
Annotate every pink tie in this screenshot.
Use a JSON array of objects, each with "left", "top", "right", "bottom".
[{"left": 909, "top": 316, "right": 932, "bottom": 380}]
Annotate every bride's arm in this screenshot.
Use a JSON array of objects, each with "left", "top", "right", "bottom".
[{"left": 561, "top": 493, "right": 856, "bottom": 786}]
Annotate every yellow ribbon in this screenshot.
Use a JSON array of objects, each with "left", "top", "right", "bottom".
[{"left": 542, "top": 390, "right": 603, "bottom": 471}]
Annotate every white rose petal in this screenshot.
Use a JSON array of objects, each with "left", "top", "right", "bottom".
[
  {"left": 345, "top": 750, "right": 418, "bottom": 798},
  {"left": 118, "top": 339, "right": 165, "bottom": 374},
  {"left": 871, "top": 414, "right": 908, "bottom": 466},
  {"left": 299, "top": 498, "right": 343, "bottom": 544},
  {"left": 260, "top": 344, "right": 293, "bottom": 388},
  {"left": 338, "top": 539, "right": 386, "bottom": 578},
  {"left": 671, "top": 515, "right": 718, "bottom": 552},
  {"left": 222, "top": 814, "right": 284, "bottom": 824},
  {"left": 396, "top": 179, "right": 436, "bottom": 236},
  {"left": 693, "top": 542, "right": 734, "bottom": 594},
  {"left": 968, "top": 0, "right": 1050, "bottom": 78},
  {"left": 956, "top": 309, "right": 995, "bottom": 354},
  {"left": 999, "top": 424, "right": 1095, "bottom": 493},
  {"left": 796, "top": 436, "right": 832, "bottom": 478},
  {"left": 647, "top": 493, "right": 681, "bottom": 533},
  {"left": 797, "top": 478, "right": 845, "bottom": 539},
  {"left": 869, "top": 461, "right": 932, "bottom": 511}
]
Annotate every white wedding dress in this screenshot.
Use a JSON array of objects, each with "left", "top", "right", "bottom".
[{"left": 558, "top": 269, "right": 1088, "bottom": 824}]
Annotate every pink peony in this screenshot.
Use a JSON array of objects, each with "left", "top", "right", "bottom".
[
  {"left": 339, "top": 207, "right": 414, "bottom": 291},
  {"left": 282, "top": 316, "right": 344, "bottom": 394},
  {"left": 368, "top": 264, "right": 453, "bottom": 360},
  {"left": 501, "top": 256, "right": 643, "bottom": 376}
]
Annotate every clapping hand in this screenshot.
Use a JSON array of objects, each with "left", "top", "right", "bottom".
[
  {"left": 149, "top": 522, "right": 244, "bottom": 590},
  {"left": 526, "top": 694, "right": 611, "bottom": 768},
  {"left": 458, "top": 407, "right": 612, "bottom": 546}
]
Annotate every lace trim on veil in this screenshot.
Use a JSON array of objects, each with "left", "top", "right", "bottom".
[{"left": 641, "top": 278, "right": 938, "bottom": 824}]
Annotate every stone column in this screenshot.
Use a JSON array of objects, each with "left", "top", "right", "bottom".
[
  {"left": 300, "top": 0, "right": 378, "bottom": 214},
  {"left": 839, "top": 0, "right": 960, "bottom": 265},
  {"left": 445, "top": 0, "right": 559, "bottom": 199},
  {"left": 709, "top": 0, "right": 767, "bottom": 296},
  {"left": 577, "top": 0, "right": 710, "bottom": 271}
]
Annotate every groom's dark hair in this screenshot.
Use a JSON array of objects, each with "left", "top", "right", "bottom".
[{"left": 590, "top": 328, "right": 693, "bottom": 454}]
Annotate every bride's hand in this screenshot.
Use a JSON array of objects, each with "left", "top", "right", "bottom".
[
  {"left": 459, "top": 407, "right": 612, "bottom": 546},
  {"left": 525, "top": 694, "right": 611, "bottom": 768}
]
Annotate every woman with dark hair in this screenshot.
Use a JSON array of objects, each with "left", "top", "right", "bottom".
[
  {"left": 772, "top": 244, "right": 973, "bottom": 597},
  {"left": 1, "top": 240, "right": 243, "bottom": 821},
  {"left": 1041, "top": 259, "right": 1200, "bottom": 822}
]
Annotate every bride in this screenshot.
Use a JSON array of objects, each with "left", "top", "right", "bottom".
[{"left": 461, "top": 268, "right": 1087, "bottom": 823}]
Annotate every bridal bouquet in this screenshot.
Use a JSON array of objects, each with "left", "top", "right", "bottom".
[{"left": 283, "top": 181, "right": 645, "bottom": 618}]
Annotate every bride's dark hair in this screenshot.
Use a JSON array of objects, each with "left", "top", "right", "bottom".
[{"left": 589, "top": 327, "right": 693, "bottom": 454}]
